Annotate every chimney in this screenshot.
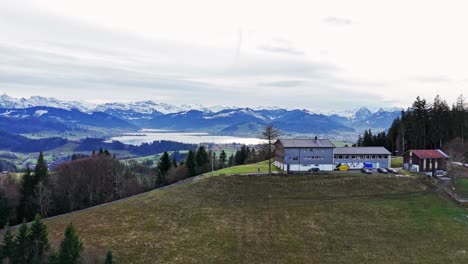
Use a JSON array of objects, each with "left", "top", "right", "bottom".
[{"left": 314, "top": 136, "right": 318, "bottom": 141}]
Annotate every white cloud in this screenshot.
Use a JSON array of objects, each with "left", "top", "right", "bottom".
[{"left": 0, "top": 0, "right": 467, "bottom": 111}]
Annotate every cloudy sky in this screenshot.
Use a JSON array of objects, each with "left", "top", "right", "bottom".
[{"left": 1, "top": 0, "right": 467, "bottom": 111}]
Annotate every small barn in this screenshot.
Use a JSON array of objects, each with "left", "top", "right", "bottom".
[{"left": 403, "top": 149, "right": 449, "bottom": 173}]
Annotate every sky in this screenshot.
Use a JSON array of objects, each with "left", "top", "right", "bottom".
[{"left": 0, "top": 0, "right": 467, "bottom": 111}]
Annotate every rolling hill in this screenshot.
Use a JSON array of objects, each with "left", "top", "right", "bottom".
[{"left": 43, "top": 172, "right": 468, "bottom": 263}]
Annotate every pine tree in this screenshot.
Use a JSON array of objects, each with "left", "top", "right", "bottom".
[
  {"left": 185, "top": 150, "right": 197, "bottom": 176},
  {"left": 228, "top": 154, "right": 234, "bottom": 167},
  {"left": 18, "top": 168, "right": 38, "bottom": 221},
  {"left": 58, "top": 223, "right": 83, "bottom": 264},
  {"left": 156, "top": 171, "right": 166, "bottom": 187},
  {"left": 219, "top": 150, "right": 227, "bottom": 168},
  {"left": 158, "top": 152, "right": 172, "bottom": 176},
  {"left": 29, "top": 214, "right": 50, "bottom": 264},
  {"left": 13, "top": 221, "right": 30, "bottom": 264},
  {"left": 1, "top": 224, "right": 14, "bottom": 261},
  {"left": 104, "top": 250, "right": 114, "bottom": 264},
  {"left": 172, "top": 156, "right": 178, "bottom": 168},
  {"left": 195, "top": 146, "right": 209, "bottom": 168},
  {"left": 34, "top": 152, "right": 48, "bottom": 183},
  {"left": 0, "top": 190, "right": 10, "bottom": 229}
]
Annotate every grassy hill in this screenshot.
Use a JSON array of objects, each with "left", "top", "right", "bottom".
[
  {"left": 42, "top": 170, "right": 468, "bottom": 263},
  {"left": 204, "top": 160, "right": 282, "bottom": 176}
]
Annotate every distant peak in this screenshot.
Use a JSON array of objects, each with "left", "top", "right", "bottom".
[{"left": 356, "top": 107, "right": 372, "bottom": 114}]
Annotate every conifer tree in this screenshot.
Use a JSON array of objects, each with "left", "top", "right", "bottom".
[
  {"left": 29, "top": 214, "right": 50, "bottom": 263},
  {"left": 158, "top": 152, "right": 171, "bottom": 176},
  {"left": 219, "top": 150, "right": 227, "bottom": 168},
  {"left": 195, "top": 146, "right": 209, "bottom": 168},
  {"left": 228, "top": 154, "right": 234, "bottom": 167},
  {"left": 13, "top": 221, "right": 30, "bottom": 264},
  {"left": 185, "top": 150, "right": 197, "bottom": 176},
  {"left": 34, "top": 152, "right": 48, "bottom": 183},
  {"left": 58, "top": 223, "right": 83, "bottom": 264},
  {"left": 104, "top": 250, "right": 114, "bottom": 264},
  {"left": 1, "top": 224, "right": 14, "bottom": 261},
  {"left": 18, "top": 168, "right": 38, "bottom": 221},
  {"left": 0, "top": 190, "right": 10, "bottom": 229}
]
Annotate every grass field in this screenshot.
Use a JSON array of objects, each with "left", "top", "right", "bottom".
[
  {"left": 205, "top": 160, "right": 282, "bottom": 176},
  {"left": 391, "top": 156, "right": 403, "bottom": 168},
  {"left": 455, "top": 178, "right": 468, "bottom": 197},
  {"left": 43, "top": 171, "right": 468, "bottom": 264}
]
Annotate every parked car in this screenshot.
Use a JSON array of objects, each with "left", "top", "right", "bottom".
[
  {"left": 435, "top": 170, "right": 445, "bottom": 178},
  {"left": 361, "top": 168, "right": 372, "bottom": 174},
  {"left": 338, "top": 164, "right": 349, "bottom": 171},
  {"left": 377, "top": 168, "right": 388, "bottom": 174},
  {"left": 386, "top": 168, "right": 398, "bottom": 174},
  {"left": 308, "top": 168, "right": 320, "bottom": 173}
]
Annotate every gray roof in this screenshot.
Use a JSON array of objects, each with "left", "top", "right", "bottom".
[
  {"left": 334, "top": 147, "right": 391, "bottom": 155},
  {"left": 276, "top": 139, "right": 335, "bottom": 148}
]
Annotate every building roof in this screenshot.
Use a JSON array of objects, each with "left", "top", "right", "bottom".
[
  {"left": 276, "top": 139, "right": 335, "bottom": 148},
  {"left": 334, "top": 147, "right": 391, "bottom": 155},
  {"left": 408, "top": 149, "right": 449, "bottom": 159}
]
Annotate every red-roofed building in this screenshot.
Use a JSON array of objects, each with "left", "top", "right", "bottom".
[{"left": 403, "top": 149, "right": 449, "bottom": 173}]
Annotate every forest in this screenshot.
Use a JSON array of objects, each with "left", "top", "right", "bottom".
[
  {"left": 0, "top": 143, "right": 270, "bottom": 230},
  {"left": 357, "top": 95, "right": 468, "bottom": 160}
]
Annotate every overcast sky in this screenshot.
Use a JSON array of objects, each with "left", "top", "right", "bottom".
[{"left": 1, "top": 0, "right": 467, "bottom": 111}]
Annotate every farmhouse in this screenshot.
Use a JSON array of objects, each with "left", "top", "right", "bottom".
[
  {"left": 334, "top": 147, "right": 391, "bottom": 169},
  {"left": 403, "top": 149, "right": 449, "bottom": 173},
  {"left": 275, "top": 138, "right": 335, "bottom": 172}
]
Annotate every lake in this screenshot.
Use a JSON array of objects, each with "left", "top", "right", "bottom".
[{"left": 109, "top": 129, "right": 266, "bottom": 145}]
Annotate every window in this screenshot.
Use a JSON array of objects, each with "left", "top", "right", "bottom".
[
  {"left": 352, "top": 155, "right": 356, "bottom": 159},
  {"left": 293, "top": 156, "right": 299, "bottom": 160}
]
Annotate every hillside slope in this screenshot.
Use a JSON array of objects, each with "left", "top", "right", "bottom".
[{"left": 45, "top": 174, "right": 468, "bottom": 264}]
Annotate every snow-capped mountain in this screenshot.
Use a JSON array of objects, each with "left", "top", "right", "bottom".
[
  {"left": 0, "top": 94, "right": 236, "bottom": 114},
  {"left": 95, "top": 101, "right": 187, "bottom": 115},
  {"left": 0, "top": 94, "right": 93, "bottom": 112},
  {"left": 0, "top": 94, "right": 402, "bottom": 137}
]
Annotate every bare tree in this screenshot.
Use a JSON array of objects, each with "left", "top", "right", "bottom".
[
  {"left": 261, "top": 125, "right": 280, "bottom": 176},
  {"left": 36, "top": 181, "right": 52, "bottom": 218},
  {"left": 443, "top": 137, "right": 468, "bottom": 188}
]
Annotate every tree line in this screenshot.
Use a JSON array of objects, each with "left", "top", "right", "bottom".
[
  {"left": 0, "top": 150, "right": 151, "bottom": 228},
  {"left": 0, "top": 143, "right": 274, "bottom": 229},
  {"left": 156, "top": 144, "right": 273, "bottom": 185},
  {"left": 356, "top": 95, "right": 468, "bottom": 160},
  {"left": 1, "top": 214, "right": 114, "bottom": 264}
]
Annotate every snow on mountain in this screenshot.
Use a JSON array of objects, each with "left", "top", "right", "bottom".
[
  {"left": 0, "top": 94, "right": 401, "bottom": 125},
  {"left": 0, "top": 94, "right": 93, "bottom": 112},
  {"left": 95, "top": 101, "right": 188, "bottom": 115}
]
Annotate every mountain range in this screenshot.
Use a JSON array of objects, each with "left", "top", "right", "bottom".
[{"left": 0, "top": 94, "right": 402, "bottom": 139}]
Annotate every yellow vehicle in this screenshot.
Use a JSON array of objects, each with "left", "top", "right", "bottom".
[{"left": 338, "top": 164, "right": 349, "bottom": 171}]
